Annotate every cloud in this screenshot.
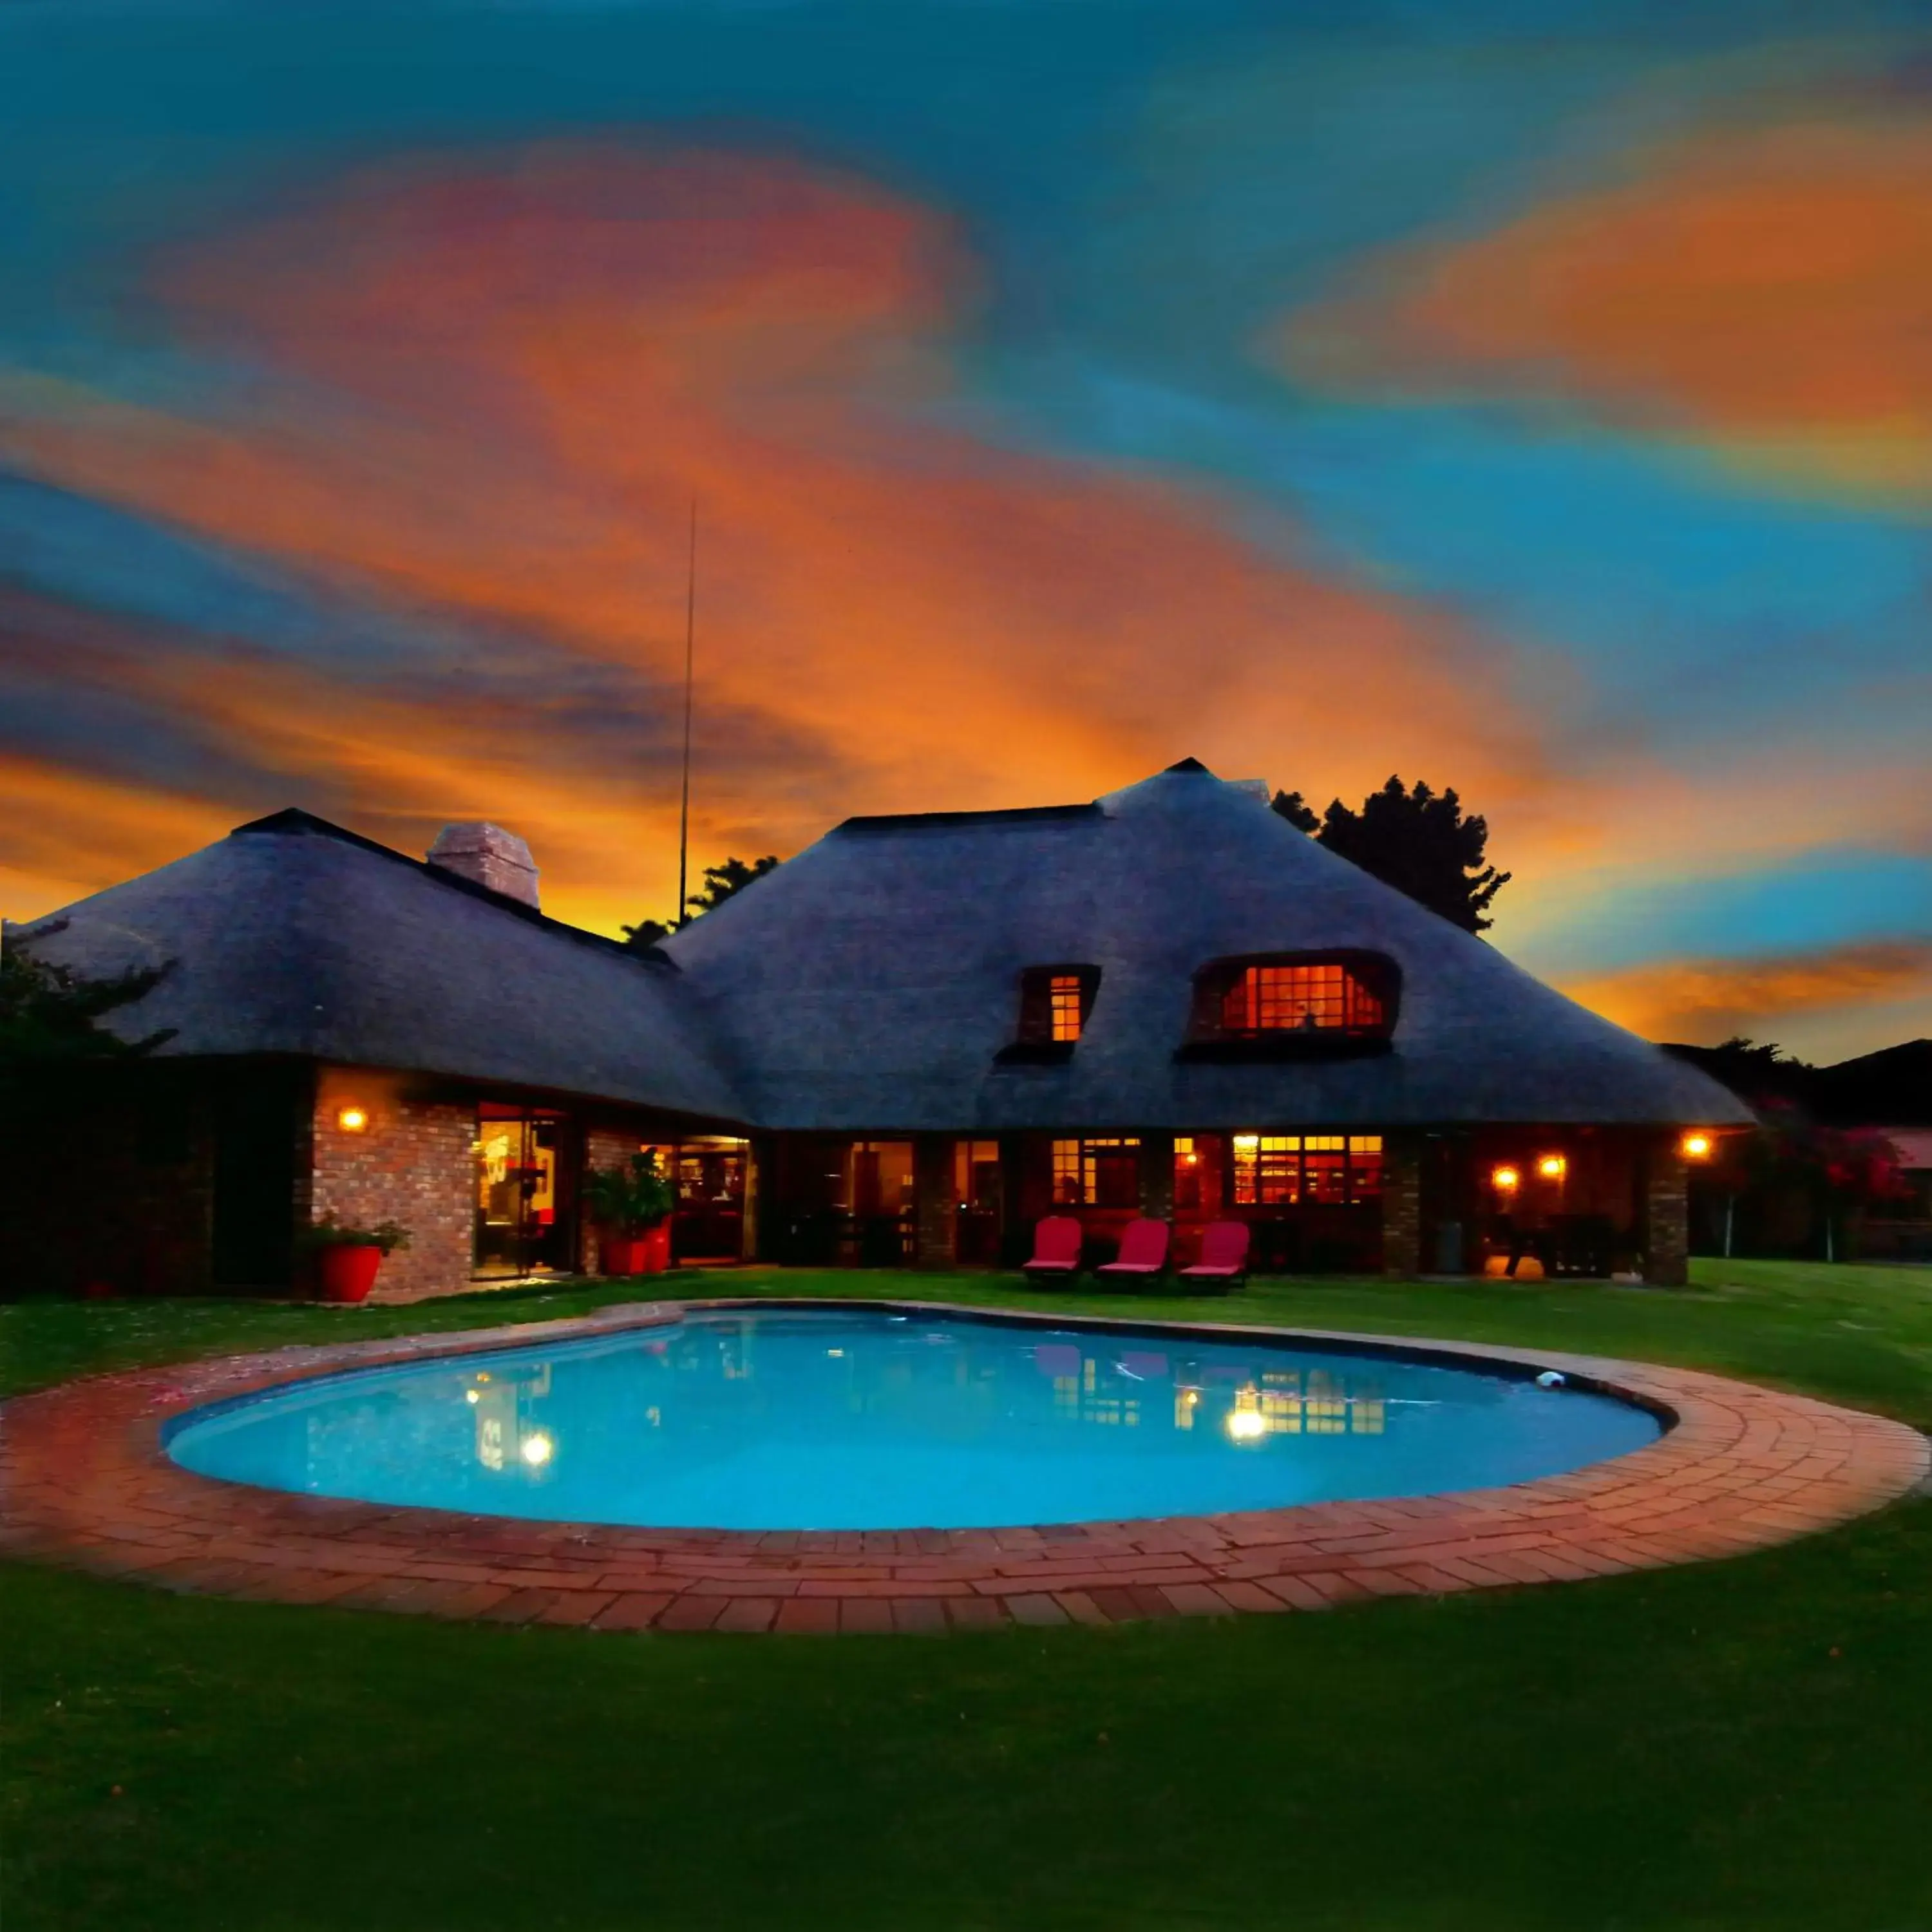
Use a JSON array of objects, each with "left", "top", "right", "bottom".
[
  {"left": 1564, "top": 938, "right": 1932, "bottom": 1046},
  {"left": 0, "top": 140, "right": 1562, "bottom": 920},
  {"left": 1276, "top": 108, "right": 1932, "bottom": 504}
]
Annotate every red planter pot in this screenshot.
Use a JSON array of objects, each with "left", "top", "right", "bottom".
[
  {"left": 317, "top": 1244, "right": 384, "bottom": 1303},
  {"left": 602, "top": 1225, "right": 673, "bottom": 1276}
]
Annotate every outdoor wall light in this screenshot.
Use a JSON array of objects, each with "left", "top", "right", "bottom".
[
  {"left": 1226, "top": 1407, "right": 1267, "bottom": 1443},
  {"left": 520, "top": 1432, "right": 554, "bottom": 1468},
  {"left": 1537, "top": 1154, "right": 1566, "bottom": 1180},
  {"left": 336, "top": 1106, "right": 370, "bottom": 1133},
  {"left": 1681, "top": 1132, "right": 1713, "bottom": 1160},
  {"left": 1491, "top": 1164, "right": 1520, "bottom": 1193}
]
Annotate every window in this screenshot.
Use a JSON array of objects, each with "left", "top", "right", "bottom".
[
  {"left": 1185, "top": 952, "right": 1398, "bottom": 1056},
  {"left": 1173, "top": 1136, "right": 1204, "bottom": 1213},
  {"left": 1001, "top": 965, "right": 1103, "bottom": 1061},
  {"left": 1052, "top": 1137, "right": 1141, "bottom": 1208},
  {"left": 1049, "top": 975, "right": 1084, "bottom": 1043},
  {"left": 1229, "top": 1133, "right": 1383, "bottom": 1207},
  {"left": 1220, "top": 962, "right": 1384, "bottom": 1035}
]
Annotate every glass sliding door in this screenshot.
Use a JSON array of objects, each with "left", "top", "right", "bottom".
[{"left": 473, "top": 1105, "right": 578, "bottom": 1280}]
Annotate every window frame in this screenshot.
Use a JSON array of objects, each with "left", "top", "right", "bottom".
[{"left": 1179, "top": 951, "right": 1399, "bottom": 1061}]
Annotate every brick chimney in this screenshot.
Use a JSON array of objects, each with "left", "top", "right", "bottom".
[{"left": 426, "top": 822, "right": 540, "bottom": 908}]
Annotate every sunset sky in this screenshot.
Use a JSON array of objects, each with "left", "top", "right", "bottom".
[{"left": 3, "top": 0, "right": 1928, "bottom": 1061}]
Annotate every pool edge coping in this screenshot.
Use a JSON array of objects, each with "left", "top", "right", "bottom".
[{"left": 3, "top": 1298, "right": 1926, "bottom": 1634}]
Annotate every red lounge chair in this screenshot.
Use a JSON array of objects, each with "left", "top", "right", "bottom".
[
  {"left": 1022, "top": 1215, "right": 1084, "bottom": 1282},
  {"left": 1179, "top": 1220, "right": 1250, "bottom": 1294},
  {"left": 1096, "top": 1218, "right": 1170, "bottom": 1285}
]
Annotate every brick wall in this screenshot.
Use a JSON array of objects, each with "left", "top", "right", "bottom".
[
  {"left": 1642, "top": 1137, "right": 1690, "bottom": 1287},
  {"left": 1382, "top": 1131, "right": 1423, "bottom": 1279},
  {"left": 310, "top": 1068, "right": 473, "bottom": 1299}
]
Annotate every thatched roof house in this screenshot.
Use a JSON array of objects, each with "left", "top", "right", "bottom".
[{"left": 5, "top": 764, "right": 1747, "bottom": 1296}]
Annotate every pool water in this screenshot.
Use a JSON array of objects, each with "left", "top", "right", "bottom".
[{"left": 166, "top": 1310, "right": 1659, "bottom": 1531}]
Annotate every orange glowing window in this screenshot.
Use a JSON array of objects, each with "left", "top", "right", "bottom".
[
  {"left": 1218, "top": 962, "right": 1385, "bottom": 1036},
  {"left": 1049, "top": 974, "right": 1084, "bottom": 1042},
  {"left": 1010, "top": 965, "right": 1101, "bottom": 1054}
]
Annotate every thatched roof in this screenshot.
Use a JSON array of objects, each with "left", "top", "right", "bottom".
[
  {"left": 7, "top": 810, "right": 748, "bottom": 1125},
  {"left": 13, "top": 768, "right": 1753, "bottom": 1135},
  {"left": 662, "top": 762, "right": 1754, "bottom": 1131}
]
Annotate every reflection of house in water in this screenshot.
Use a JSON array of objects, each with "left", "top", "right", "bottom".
[
  {"left": 1037, "top": 1347, "right": 1385, "bottom": 1441},
  {"left": 466, "top": 1362, "right": 554, "bottom": 1475}
]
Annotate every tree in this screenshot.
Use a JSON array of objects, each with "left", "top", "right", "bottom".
[
  {"left": 685, "top": 855, "right": 779, "bottom": 916},
  {"left": 1272, "top": 775, "right": 1511, "bottom": 933},
  {"left": 621, "top": 853, "right": 780, "bottom": 953},
  {"left": 0, "top": 923, "right": 175, "bottom": 1089},
  {"left": 620, "top": 918, "right": 672, "bottom": 956}
]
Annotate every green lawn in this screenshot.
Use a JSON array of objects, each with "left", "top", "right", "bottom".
[{"left": 5, "top": 1262, "right": 1929, "bottom": 1932}]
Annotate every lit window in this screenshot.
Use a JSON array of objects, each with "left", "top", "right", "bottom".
[
  {"left": 1173, "top": 1136, "right": 1203, "bottom": 1213},
  {"left": 1005, "top": 966, "right": 1101, "bottom": 1057},
  {"left": 1220, "top": 962, "right": 1384, "bottom": 1036},
  {"left": 1051, "top": 1137, "right": 1141, "bottom": 1207},
  {"left": 1049, "top": 975, "right": 1084, "bottom": 1043},
  {"left": 1347, "top": 1135, "right": 1385, "bottom": 1204},
  {"left": 1230, "top": 1133, "right": 1383, "bottom": 1206},
  {"left": 1231, "top": 1135, "right": 1301, "bottom": 1206}
]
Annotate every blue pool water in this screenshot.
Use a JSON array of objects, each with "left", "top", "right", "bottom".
[{"left": 165, "top": 1310, "right": 1659, "bottom": 1531}]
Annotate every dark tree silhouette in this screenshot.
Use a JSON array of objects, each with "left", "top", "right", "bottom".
[
  {"left": 620, "top": 917, "right": 672, "bottom": 955},
  {"left": 685, "top": 854, "right": 779, "bottom": 916},
  {"left": 621, "top": 853, "right": 781, "bottom": 953},
  {"left": 0, "top": 924, "right": 175, "bottom": 1086},
  {"left": 1271, "top": 775, "right": 1511, "bottom": 933}
]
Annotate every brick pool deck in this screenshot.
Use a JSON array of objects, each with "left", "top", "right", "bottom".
[{"left": 2, "top": 1300, "right": 1924, "bottom": 1634}]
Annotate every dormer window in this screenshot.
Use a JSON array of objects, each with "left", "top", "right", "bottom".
[
  {"left": 1220, "top": 961, "right": 1385, "bottom": 1036},
  {"left": 1182, "top": 952, "right": 1398, "bottom": 1060},
  {"left": 996, "top": 965, "right": 1101, "bottom": 1065}
]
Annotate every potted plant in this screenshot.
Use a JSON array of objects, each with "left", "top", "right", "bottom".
[
  {"left": 583, "top": 1151, "right": 677, "bottom": 1275},
  {"left": 300, "top": 1215, "right": 411, "bottom": 1303}
]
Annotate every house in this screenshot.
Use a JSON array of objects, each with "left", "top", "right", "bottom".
[{"left": 3, "top": 761, "right": 1750, "bottom": 1297}]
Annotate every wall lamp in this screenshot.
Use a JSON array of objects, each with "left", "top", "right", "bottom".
[{"left": 336, "top": 1106, "right": 370, "bottom": 1133}]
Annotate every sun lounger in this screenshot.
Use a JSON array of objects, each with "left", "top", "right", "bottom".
[
  {"left": 1021, "top": 1215, "right": 1084, "bottom": 1282},
  {"left": 1095, "top": 1217, "right": 1170, "bottom": 1285},
  {"left": 1178, "top": 1219, "right": 1249, "bottom": 1293}
]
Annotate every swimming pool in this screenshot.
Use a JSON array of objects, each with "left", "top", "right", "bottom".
[{"left": 165, "top": 1308, "right": 1660, "bottom": 1531}]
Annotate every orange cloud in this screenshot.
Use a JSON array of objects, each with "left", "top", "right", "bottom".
[
  {"left": 1278, "top": 111, "right": 1932, "bottom": 500},
  {"left": 0, "top": 142, "right": 1568, "bottom": 927},
  {"left": 1564, "top": 938, "right": 1932, "bottom": 1045}
]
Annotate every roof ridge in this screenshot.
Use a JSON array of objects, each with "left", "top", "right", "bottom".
[
  {"left": 229, "top": 807, "right": 669, "bottom": 969},
  {"left": 833, "top": 802, "right": 1104, "bottom": 835}
]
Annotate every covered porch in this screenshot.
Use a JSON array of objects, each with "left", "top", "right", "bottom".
[{"left": 753, "top": 1127, "right": 1696, "bottom": 1283}]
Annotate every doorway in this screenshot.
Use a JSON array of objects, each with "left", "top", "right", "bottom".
[{"left": 473, "top": 1106, "right": 578, "bottom": 1279}]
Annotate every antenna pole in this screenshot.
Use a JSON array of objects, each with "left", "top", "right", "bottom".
[{"left": 676, "top": 498, "right": 697, "bottom": 927}]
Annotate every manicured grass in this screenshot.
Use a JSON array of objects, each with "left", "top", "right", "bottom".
[{"left": 5, "top": 1262, "right": 1930, "bottom": 1931}]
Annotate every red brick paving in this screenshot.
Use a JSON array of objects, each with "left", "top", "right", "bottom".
[{"left": 1, "top": 1298, "right": 1924, "bottom": 1635}]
